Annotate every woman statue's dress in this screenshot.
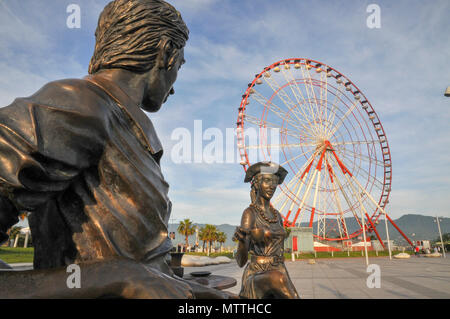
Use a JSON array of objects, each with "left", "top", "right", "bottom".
[{"left": 238, "top": 205, "right": 299, "bottom": 299}]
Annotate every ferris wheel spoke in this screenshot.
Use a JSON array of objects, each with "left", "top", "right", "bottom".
[
  {"left": 243, "top": 113, "right": 307, "bottom": 140},
  {"left": 283, "top": 157, "right": 317, "bottom": 223},
  {"left": 286, "top": 151, "right": 318, "bottom": 197},
  {"left": 251, "top": 90, "right": 314, "bottom": 135},
  {"left": 244, "top": 142, "right": 317, "bottom": 150},
  {"left": 289, "top": 160, "right": 316, "bottom": 213},
  {"left": 340, "top": 153, "right": 385, "bottom": 190},
  {"left": 308, "top": 148, "right": 327, "bottom": 228},
  {"left": 334, "top": 150, "right": 385, "bottom": 194},
  {"left": 273, "top": 152, "right": 317, "bottom": 206},
  {"left": 280, "top": 67, "right": 322, "bottom": 136},
  {"left": 299, "top": 65, "right": 322, "bottom": 130},
  {"left": 331, "top": 140, "right": 381, "bottom": 146},
  {"left": 291, "top": 149, "right": 326, "bottom": 226},
  {"left": 279, "top": 169, "right": 305, "bottom": 214},
  {"left": 280, "top": 148, "right": 315, "bottom": 167},
  {"left": 278, "top": 154, "right": 318, "bottom": 226},
  {"left": 315, "top": 172, "right": 325, "bottom": 233},
  {"left": 326, "top": 154, "right": 363, "bottom": 229},
  {"left": 325, "top": 154, "right": 344, "bottom": 214},
  {"left": 335, "top": 146, "right": 385, "bottom": 167},
  {"left": 275, "top": 165, "right": 304, "bottom": 207},
  {"left": 341, "top": 165, "right": 372, "bottom": 261},
  {"left": 299, "top": 64, "right": 327, "bottom": 137},
  {"left": 329, "top": 147, "right": 385, "bottom": 246},
  {"left": 324, "top": 153, "right": 348, "bottom": 239},
  {"left": 344, "top": 169, "right": 399, "bottom": 251},
  {"left": 292, "top": 168, "right": 319, "bottom": 226},
  {"left": 326, "top": 100, "right": 359, "bottom": 138},
  {"left": 285, "top": 69, "right": 325, "bottom": 138},
  {"left": 250, "top": 91, "right": 306, "bottom": 132},
  {"left": 307, "top": 67, "right": 329, "bottom": 138},
  {"left": 340, "top": 215, "right": 349, "bottom": 238},
  {"left": 261, "top": 75, "right": 318, "bottom": 135},
  {"left": 324, "top": 86, "right": 344, "bottom": 135},
  {"left": 308, "top": 166, "right": 322, "bottom": 227},
  {"left": 319, "top": 70, "right": 329, "bottom": 136}
]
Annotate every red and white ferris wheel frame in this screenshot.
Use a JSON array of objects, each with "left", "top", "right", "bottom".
[{"left": 236, "top": 58, "right": 413, "bottom": 246}]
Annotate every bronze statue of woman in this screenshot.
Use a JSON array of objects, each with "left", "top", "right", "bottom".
[{"left": 234, "top": 162, "right": 299, "bottom": 299}]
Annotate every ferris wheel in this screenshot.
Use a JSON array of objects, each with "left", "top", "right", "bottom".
[{"left": 236, "top": 58, "right": 413, "bottom": 247}]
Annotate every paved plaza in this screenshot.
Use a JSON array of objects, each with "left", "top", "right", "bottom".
[
  {"left": 8, "top": 256, "right": 450, "bottom": 298},
  {"left": 185, "top": 256, "right": 450, "bottom": 299}
]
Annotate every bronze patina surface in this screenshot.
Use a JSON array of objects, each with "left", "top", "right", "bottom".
[
  {"left": 234, "top": 162, "right": 299, "bottom": 299},
  {"left": 0, "top": 0, "right": 228, "bottom": 299}
]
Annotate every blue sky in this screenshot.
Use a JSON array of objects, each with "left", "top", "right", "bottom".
[{"left": 1, "top": 0, "right": 449, "bottom": 227}]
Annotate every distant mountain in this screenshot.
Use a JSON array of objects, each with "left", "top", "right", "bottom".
[
  {"left": 303, "top": 214, "right": 450, "bottom": 244},
  {"left": 168, "top": 214, "right": 449, "bottom": 248},
  {"left": 376, "top": 214, "right": 449, "bottom": 244}
]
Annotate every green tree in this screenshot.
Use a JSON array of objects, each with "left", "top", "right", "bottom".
[
  {"left": 217, "top": 231, "right": 227, "bottom": 252},
  {"left": 284, "top": 226, "right": 292, "bottom": 237},
  {"left": 438, "top": 233, "right": 450, "bottom": 242},
  {"left": 7, "top": 226, "right": 22, "bottom": 247},
  {"left": 177, "top": 219, "right": 196, "bottom": 249},
  {"left": 199, "top": 226, "right": 207, "bottom": 253},
  {"left": 203, "top": 224, "right": 218, "bottom": 256},
  {"left": 434, "top": 233, "right": 450, "bottom": 251}
]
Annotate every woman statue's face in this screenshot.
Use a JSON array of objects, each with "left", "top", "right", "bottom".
[{"left": 257, "top": 174, "right": 279, "bottom": 201}]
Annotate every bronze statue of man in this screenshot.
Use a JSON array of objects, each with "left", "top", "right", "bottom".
[{"left": 0, "top": 0, "right": 225, "bottom": 299}]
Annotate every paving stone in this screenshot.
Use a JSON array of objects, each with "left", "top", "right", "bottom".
[{"left": 185, "top": 256, "right": 450, "bottom": 298}]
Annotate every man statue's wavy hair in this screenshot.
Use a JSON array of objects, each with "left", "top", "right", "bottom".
[{"left": 88, "top": 0, "right": 189, "bottom": 74}]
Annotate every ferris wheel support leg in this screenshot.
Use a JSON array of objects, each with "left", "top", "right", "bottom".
[
  {"left": 291, "top": 163, "right": 320, "bottom": 226},
  {"left": 329, "top": 146, "right": 372, "bottom": 265},
  {"left": 284, "top": 154, "right": 317, "bottom": 227},
  {"left": 309, "top": 170, "right": 322, "bottom": 228},
  {"left": 364, "top": 213, "right": 386, "bottom": 250},
  {"left": 345, "top": 173, "right": 394, "bottom": 259},
  {"left": 385, "top": 214, "right": 414, "bottom": 247},
  {"left": 306, "top": 150, "right": 325, "bottom": 228},
  {"left": 283, "top": 210, "right": 292, "bottom": 227},
  {"left": 339, "top": 172, "right": 369, "bottom": 266},
  {"left": 291, "top": 179, "right": 314, "bottom": 226},
  {"left": 308, "top": 208, "right": 316, "bottom": 228},
  {"left": 334, "top": 153, "right": 392, "bottom": 259}
]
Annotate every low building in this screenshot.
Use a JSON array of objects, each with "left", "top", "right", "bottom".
[
  {"left": 285, "top": 227, "right": 314, "bottom": 252},
  {"left": 313, "top": 241, "right": 341, "bottom": 252}
]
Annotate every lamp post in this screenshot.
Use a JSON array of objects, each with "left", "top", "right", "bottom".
[
  {"left": 195, "top": 226, "right": 199, "bottom": 248},
  {"left": 169, "top": 217, "right": 179, "bottom": 250},
  {"left": 434, "top": 216, "right": 446, "bottom": 258}
]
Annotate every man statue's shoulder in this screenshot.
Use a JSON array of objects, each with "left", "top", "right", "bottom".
[{"left": 28, "top": 78, "right": 111, "bottom": 119}]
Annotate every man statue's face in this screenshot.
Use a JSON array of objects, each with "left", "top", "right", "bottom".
[{"left": 141, "top": 48, "right": 185, "bottom": 112}]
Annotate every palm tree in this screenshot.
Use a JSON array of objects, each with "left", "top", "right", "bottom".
[
  {"left": 217, "top": 232, "right": 227, "bottom": 253},
  {"left": 284, "top": 226, "right": 292, "bottom": 238},
  {"left": 8, "top": 226, "right": 22, "bottom": 247},
  {"left": 203, "top": 224, "right": 218, "bottom": 256},
  {"left": 177, "top": 219, "right": 196, "bottom": 250},
  {"left": 199, "top": 227, "right": 207, "bottom": 253}
]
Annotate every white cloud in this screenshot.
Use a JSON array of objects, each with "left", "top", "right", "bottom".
[
  {"left": 170, "top": 186, "right": 252, "bottom": 225},
  {"left": 168, "top": 0, "right": 218, "bottom": 12},
  {"left": 1, "top": 0, "right": 449, "bottom": 227}
]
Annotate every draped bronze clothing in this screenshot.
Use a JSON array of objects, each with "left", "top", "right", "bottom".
[
  {"left": 238, "top": 206, "right": 299, "bottom": 299},
  {"left": 0, "top": 76, "right": 173, "bottom": 272}
]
